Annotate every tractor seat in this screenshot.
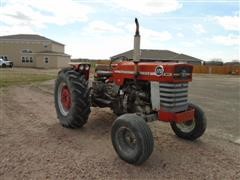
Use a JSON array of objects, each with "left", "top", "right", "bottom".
[{"left": 95, "top": 64, "right": 112, "bottom": 77}]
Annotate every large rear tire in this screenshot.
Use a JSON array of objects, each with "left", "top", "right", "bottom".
[
  {"left": 54, "top": 68, "right": 91, "bottom": 128},
  {"left": 170, "top": 103, "right": 207, "bottom": 140},
  {"left": 111, "top": 114, "right": 154, "bottom": 165}
]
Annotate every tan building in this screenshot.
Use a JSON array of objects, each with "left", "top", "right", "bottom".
[{"left": 0, "top": 34, "right": 70, "bottom": 68}]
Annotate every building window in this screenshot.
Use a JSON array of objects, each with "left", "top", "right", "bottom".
[
  {"left": 22, "top": 57, "right": 25, "bottom": 63},
  {"left": 22, "top": 56, "right": 33, "bottom": 63},
  {"left": 44, "top": 57, "right": 49, "bottom": 63},
  {"left": 22, "top": 49, "right": 32, "bottom": 53}
]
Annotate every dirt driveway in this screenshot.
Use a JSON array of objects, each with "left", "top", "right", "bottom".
[{"left": 0, "top": 75, "right": 240, "bottom": 179}]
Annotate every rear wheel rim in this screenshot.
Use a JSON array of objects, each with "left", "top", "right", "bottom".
[
  {"left": 58, "top": 82, "right": 71, "bottom": 116},
  {"left": 176, "top": 119, "right": 196, "bottom": 133}
]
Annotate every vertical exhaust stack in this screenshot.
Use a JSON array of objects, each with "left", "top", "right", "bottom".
[
  {"left": 133, "top": 18, "right": 141, "bottom": 75},
  {"left": 133, "top": 18, "right": 141, "bottom": 63}
]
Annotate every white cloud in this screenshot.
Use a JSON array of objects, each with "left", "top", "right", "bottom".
[
  {"left": 64, "top": 20, "right": 173, "bottom": 59},
  {"left": 86, "top": 21, "right": 123, "bottom": 34},
  {"left": 212, "top": 34, "right": 240, "bottom": 46},
  {"left": 0, "top": 0, "right": 93, "bottom": 35},
  {"left": 81, "top": 20, "right": 172, "bottom": 44},
  {"left": 181, "top": 39, "right": 203, "bottom": 48},
  {"left": 177, "top": 32, "right": 184, "bottom": 38},
  {"left": 141, "top": 28, "right": 172, "bottom": 41},
  {"left": 215, "top": 16, "right": 240, "bottom": 31},
  {"left": 123, "top": 22, "right": 172, "bottom": 42},
  {"left": 111, "top": 0, "right": 182, "bottom": 15},
  {"left": 181, "top": 42, "right": 195, "bottom": 48},
  {"left": 193, "top": 24, "right": 206, "bottom": 34},
  {"left": 0, "top": 25, "right": 36, "bottom": 35},
  {"left": 64, "top": 35, "right": 133, "bottom": 59}
]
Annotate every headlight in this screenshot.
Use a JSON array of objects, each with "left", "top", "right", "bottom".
[
  {"left": 79, "top": 64, "right": 84, "bottom": 70},
  {"left": 173, "top": 66, "right": 192, "bottom": 79},
  {"left": 85, "top": 65, "right": 90, "bottom": 70}
]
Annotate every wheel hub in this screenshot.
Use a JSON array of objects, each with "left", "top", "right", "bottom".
[
  {"left": 124, "top": 130, "right": 136, "bottom": 148},
  {"left": 57, "top": 82, "right": 71, "bottom": 116},
  {"left": 118, "top": 127, "right": 137, "bottom": 150},
  {"left": 61, "top": 85, "right": 71, "bottom": 110},
  {"left": 176, "top": 120, "right": 196, "bottom": 133}
]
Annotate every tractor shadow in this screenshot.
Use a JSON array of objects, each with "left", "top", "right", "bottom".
[
  {"left": 47, "top": 109, "right": 214, "bottom": 178},
  {"left": 46, "top": 107, "right": 115, "bottom": 141},
  {"left": 108, "top": 135, "right": 210, "bottom": 178},
  {"left": 87, "top": 107, "right": 116, "bottom": 130}
]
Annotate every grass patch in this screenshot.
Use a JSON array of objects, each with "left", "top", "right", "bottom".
[{"left": 0, "top": 68, "right": 57, "bottom": 88}]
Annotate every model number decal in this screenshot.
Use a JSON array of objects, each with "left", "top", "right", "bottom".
[{"left": 114, "top": 69, "right": 171, "bottom": 76}]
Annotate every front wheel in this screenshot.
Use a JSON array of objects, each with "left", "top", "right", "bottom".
[
  {"left": 111, "top": 114, "right": 154, "bottom": 165},
  {"left": 170, "top": 103, "right": 207, "bottom": 140}
]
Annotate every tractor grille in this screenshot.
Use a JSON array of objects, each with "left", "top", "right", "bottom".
[{"left": 160, "top": 83, "right": 188, "bottom": 112}]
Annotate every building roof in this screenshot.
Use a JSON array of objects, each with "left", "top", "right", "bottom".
[
  {"left": 171, "top": 53, "right": 203, "bottom": 62},
  {"left": 111, "top": 49, "right": 203, "bottom": 62},
  {"left": 0, "top": 34, "right": 64, "bottom": 45}
]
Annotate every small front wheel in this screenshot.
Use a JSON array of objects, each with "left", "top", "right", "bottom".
[
  {"left": 170, "top": 103, "right": 207, "bottom": 140},
  {"left": 111, "top": 114, "right": 154, "bottom": 165}
]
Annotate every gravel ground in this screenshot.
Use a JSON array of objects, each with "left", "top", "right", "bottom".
[{"left": 0, "top": 74, "right": 240, "bottom": 179}]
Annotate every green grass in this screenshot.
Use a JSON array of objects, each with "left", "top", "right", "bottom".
[{"left": 0, "top": 68, "right": 57, "bottom": 88}]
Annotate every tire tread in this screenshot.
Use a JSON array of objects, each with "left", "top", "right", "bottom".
[{"left": 54, "top": 68, "right": 91, "bottom": 128}]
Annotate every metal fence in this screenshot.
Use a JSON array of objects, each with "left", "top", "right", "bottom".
[{"left": 193, "top": 65, "right": 240, "bottom": 75}]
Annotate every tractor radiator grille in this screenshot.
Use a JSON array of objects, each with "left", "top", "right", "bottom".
[{"left": 159, "top": 83, "right": 188, "bottom": 112}]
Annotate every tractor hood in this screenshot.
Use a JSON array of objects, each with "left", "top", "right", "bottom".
[{"left": 112, "top": 61, "right": 193, "bottom": 84}]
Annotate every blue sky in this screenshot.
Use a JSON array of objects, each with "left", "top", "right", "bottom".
[{"left": 0, "top": 0, "right": 239, "bottom": 61}]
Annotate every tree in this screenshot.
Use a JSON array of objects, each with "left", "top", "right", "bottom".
[{"left": 205, "top": 58, "right": 223, "bottom": 66}]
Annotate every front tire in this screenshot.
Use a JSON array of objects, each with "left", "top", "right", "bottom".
[
  {"left": 170, "top": 103, "right": 207, "bottom": 140},
  {"left": 54, "top": 68, "right": 91, "bottom": 128},
  {"left": 111, "top": 114, "right": 154, "bottom": 165}
]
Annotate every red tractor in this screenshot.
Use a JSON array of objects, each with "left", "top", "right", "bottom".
[{"left": 54, "top": 18, "right": 206, "bottom": 165}]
